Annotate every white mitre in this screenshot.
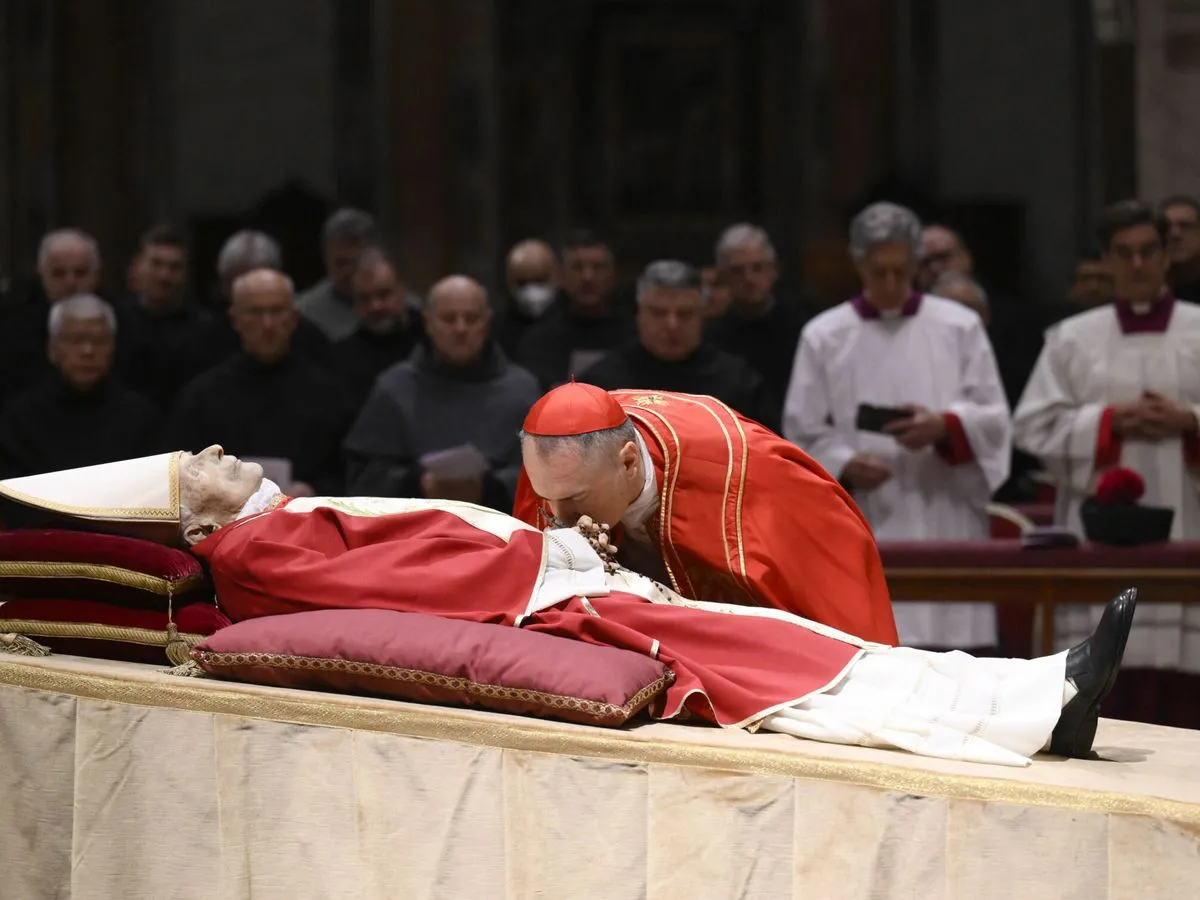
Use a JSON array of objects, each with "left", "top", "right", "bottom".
[{"left": 0, "top": 453, "right": 184, "bottom": 544}]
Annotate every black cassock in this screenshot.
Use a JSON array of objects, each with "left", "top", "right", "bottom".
[
  {"left": 0, "top": 374, "right": 160, "bottom": 478},
  {"left": 331, "top": 324, "right": 421, "bottom": 411}
]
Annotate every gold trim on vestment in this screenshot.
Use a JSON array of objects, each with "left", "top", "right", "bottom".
[
  {"left": 0, "top": 561, "right": 204, "bottom": 595},
  {"left": 3, "top": 656, "right": 1197, "bottom": 825},
  {"left": 620, "top": 407, "right": 685, "bottom": 595}
]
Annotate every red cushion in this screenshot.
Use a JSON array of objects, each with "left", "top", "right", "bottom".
[
  {"left": 194, "top": 609, "right": 674, "bottom": 727},
  {"left": 0, "top": 597, "right": 230, "bottom": 664},
  {"left": 0, "top": 529, "right": 208, "bottom": 606}
]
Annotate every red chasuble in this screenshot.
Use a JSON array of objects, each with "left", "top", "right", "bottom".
[
  {"left": 514, "top": 390, "right": 899, "bottom": 645},
  {"left": 192, "top": 501, "right": 862, "bottom": 728}
]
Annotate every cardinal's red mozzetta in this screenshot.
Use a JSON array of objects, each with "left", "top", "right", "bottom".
[{"left": 514, "top": 383, "right": 899, "bottom": 645}]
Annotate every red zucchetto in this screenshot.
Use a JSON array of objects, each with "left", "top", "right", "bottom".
[{"left": 522, "top": 381, "right": 628, "bottom": 436}]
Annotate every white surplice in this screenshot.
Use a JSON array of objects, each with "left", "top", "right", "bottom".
[
  {"left": 1012, "top": 300, "right": 1200, "bottom": 672},
  {"left": 783, "top": 295, "right": 1012, "bottom": 649}
]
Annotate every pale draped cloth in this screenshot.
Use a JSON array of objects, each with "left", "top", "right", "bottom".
[
  {"left": 241, "top": 495, "right": 1069, "bottom": 768},
  {"left": 1012, "top": 301, "right": 1200, "bottom": 672},
  {"left": 784, "top": 296, "right": 1012, "bottom": 650}
]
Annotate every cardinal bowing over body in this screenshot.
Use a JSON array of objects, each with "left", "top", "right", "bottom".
[{"left": 512, "top": 381, "right": 899, "bottom": 644}]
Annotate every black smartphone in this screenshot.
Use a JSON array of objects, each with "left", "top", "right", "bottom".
[{"left": 855, "top": 403, "right": 910, "bottom": 433}]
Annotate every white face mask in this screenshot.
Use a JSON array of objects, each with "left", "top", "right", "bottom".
[{"left": 514, "top": 282, "right": 556, "bottom": 317}]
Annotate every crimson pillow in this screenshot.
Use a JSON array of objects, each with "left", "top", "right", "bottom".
[
  {"left": 0, "top": 597, "right": 230, "bottom": 665},
  {"left": 193, "top": 609, "right": 674, "bottom": 727},
  {"left": 0, "top": 529, "right": 208, "bottom": 607}
]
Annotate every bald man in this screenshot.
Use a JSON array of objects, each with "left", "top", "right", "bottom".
[
  {"left": 344, "top": 273, "right": 540, "bottom": 509},
  {"left": 0, "top": 229, "right": 106, "bottom": 409},
  {"left": 499, "top": 238, "right": 559, "bottom": 355},
  {"left": 164, "top": 268, "right": 355, "bottom": 496}
]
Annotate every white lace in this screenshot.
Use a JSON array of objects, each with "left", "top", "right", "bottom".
[{"left": 235, "top": 479, "right": 282, "bottom": 520}]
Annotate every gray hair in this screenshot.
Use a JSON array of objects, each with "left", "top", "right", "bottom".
[
  {"left": 849, "top": 202, "right": 922, "bottom": 263},
  {"left": 932, "top": 271, "right": 989, "bottom": 307},
  {"left": 217, "top": 230, "right": 282, "bottom": 280},
  {"left": 636, "top": 259, "right": 702, "bottom": 304},
  {"left": 49, "top": 293, "right": 116, "bottom": 337},
  {"left": 38, "top": 228, "right": 100, "bottom": 269},
  {"left": 231, "top": 269, "right": 295, "bottom": 298},
  {"left": 322, "top": 208, "right": 378, "bottom": 246},
  {"left": 519, "top": 419, "right": 639, "bottom": 460},
  {"left": 715, "top": 223, "right": 776, "bottom": 267}
]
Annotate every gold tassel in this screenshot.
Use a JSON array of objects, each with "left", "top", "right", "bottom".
[
  {"left": 165, "top": 660, "right": 207, "bottom": 677},
  {"left": 165, "top": 623, "right": 195, "bottom": 666},
  {"left": 0, "top": 632, "right": 52, "bottom": 656}
]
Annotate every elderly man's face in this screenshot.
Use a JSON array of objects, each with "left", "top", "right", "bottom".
[
  {"left": 917, "top": 227, "right": 970, "bottom": 290},
  {"left": 326, "top": 239, "right": 367, "bottom": 295},
  {"left": 858, "top": 243, "right": 917, "bottom": 310},
  {"left": 231, "top": 280, "right": 298, "bottom": 363},
  {"left": 40, "top": 241, "right": 100, "bottom": 302},
  {"left": 520, "top": 437, "right": 641, "bottom": 530},
  {"left": 561, "top": 245, "right": 614, "bottom": 311},
  {"left": 49, "top": 315, "right": 115, "bottom": 391},
  {"left": 638, "top": 286, "right": 705, "bottom": 362},
  {"left": 179, "top": 445, "right": 265, "bottom": 545},
  {"left": 719, "top": 244, "right": 777, "bottom": 308},
  {"left": 1163, "top": 203, "right": 1200, "bottom": 266},
  {"left": 353, "top": 262, "right": 407, "bottom": 334},
  {"left": 1105, "top": 223, "right": 1168, "bottom": 306}
]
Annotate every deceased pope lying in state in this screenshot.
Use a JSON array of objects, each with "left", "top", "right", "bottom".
[{"left": 0, "top": 441, "right": 1136, "bottom": 768}]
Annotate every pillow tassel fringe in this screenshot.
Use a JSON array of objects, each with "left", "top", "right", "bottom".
[
  {"left": 0, "top": 632, "right": 52, "bottom": 657},
  {"left": 165, "top": 659, "right": 207, "bottom": 677}
]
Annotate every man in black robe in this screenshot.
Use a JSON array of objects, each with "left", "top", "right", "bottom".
[
  {"left": 164, "top": 269, "right": 354, "bottom": 496},
  {"left": 332, "top": 247, "right": 421, "bottom": 410},
  {"left": 498, "top": 238, "right": 558, "bottom": 356},
  {"left": 343, "top": 275, "right": 541, "bottom": 511},
  {"left": 111, "top": 225, "right": 215, "bottom": 411},
  {"left": 579, "top": 260, "right": 781, "bottom": 432},
  {"left": 0, "top": 294, "right": 159, "bottom": 477},
  {"left": 0, "top": 228, "right": 104, "bottom": 411},
  {"left": 204, "top": 230, "right": 335, "bottom": 369},
  {"left": 705, "top": 224, "right": 809, "bottom": 405},
  {"left": 515, "top": 229, "right": 635, "bottom": 388}
]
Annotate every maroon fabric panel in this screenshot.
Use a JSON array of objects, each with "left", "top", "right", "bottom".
[
  {"left": 195, "top": 609, "right": 672, "bottom": 726},
  {"left": 0, "top": 528, "right": 209, "bottom": 604},
  {"left": 0, "top": 529, "right": 202, "bottom": 579},
  {"left": 879, "top": 540, "right": 1200, "bottom": 569}
]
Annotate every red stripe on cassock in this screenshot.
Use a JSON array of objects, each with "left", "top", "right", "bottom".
[{"left": 1095, "top": 406, "right": 1123, "bottom": 470}]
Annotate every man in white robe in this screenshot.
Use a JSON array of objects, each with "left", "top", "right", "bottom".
[
  {"left": 784, "top": 202, "right": 1012, "bottom": 652},
  {"left": 1013, "top": 199, "right": 1200, "bottom": 726},
  {"left": 0, "top": 449, "right": 1139, "bottom": 767}
]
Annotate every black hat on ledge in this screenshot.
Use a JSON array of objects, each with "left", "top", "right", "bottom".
[{"left": 1080, "top": 466, "right": 1174, "bottom": 546}]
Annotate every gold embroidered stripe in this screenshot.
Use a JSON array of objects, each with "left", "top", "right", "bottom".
[{"left": 0, "top": 561, "right": 203, "bottom": 595}]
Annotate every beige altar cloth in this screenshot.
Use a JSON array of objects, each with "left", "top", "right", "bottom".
[{"left": 2, "top": 653, "right": 1198, "bottom": 900}]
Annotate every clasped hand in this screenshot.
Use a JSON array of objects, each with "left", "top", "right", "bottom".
[
  {"left": 1113, "top": 391, "right": 1198, "bottom": 441},
  {"left": 882, "top": 404, "right": 948, "bottom": 451},
  {"left": 420, "top": 471, "right": 484, "bottom": 503}
]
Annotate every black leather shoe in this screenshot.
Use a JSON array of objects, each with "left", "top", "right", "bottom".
[{"left": 1048, "top": 588, "right": 1138, "bottom": 758}]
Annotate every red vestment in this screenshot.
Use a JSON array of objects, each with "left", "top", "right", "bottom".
[
  {"left": 514, "top": 390, "right": 899, "bottom": 645},
  {"left": 192, "top": 502, "right": 861, "bottom": 727}
]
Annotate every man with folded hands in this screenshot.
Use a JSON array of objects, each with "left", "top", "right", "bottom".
[{"left": 0, "top": 447, "right": 1137, "bottom": 767}]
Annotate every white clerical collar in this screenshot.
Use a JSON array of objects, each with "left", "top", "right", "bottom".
[
  {"left": 236, "top": 479, "right": 282, "bottom": 519},
  {"left": 620, "top": 432, "right": 659, "bottom": 538}
]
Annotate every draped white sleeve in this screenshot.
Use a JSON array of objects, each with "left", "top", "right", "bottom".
[
  {"left": 783, "top": 327, "right": 857, "bottom": 480},
  {"left": 946, "top": 316, "right": 1012, "bottom": 494},
  {"left": 1012, "top": 325, "right": 1107, "bottom": 497}
]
